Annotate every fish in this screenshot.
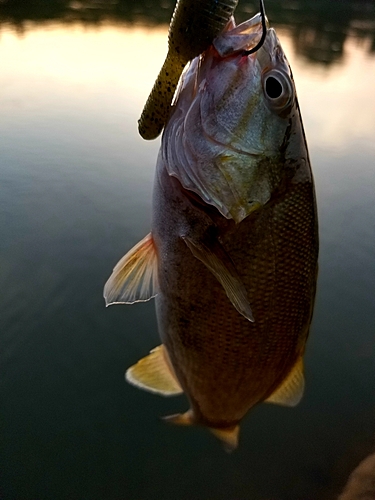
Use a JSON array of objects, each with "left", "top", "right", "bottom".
[
  {"left": 104, "top": 11, "right": 319, "bottom": 451},
  {"left": 138, "top": 0, "right": 239, "bottom": 140}
]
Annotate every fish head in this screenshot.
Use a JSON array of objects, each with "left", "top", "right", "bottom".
[
  {"left": 206, "top": 22, "right": 296, "bottom": 152},
  {"left": 163, "top": 14, "right": 308, "bottom": 222}
]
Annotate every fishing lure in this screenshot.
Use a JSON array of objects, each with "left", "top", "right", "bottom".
[{"left": 138, "top": 0, "right": 240, "bottom": 140}]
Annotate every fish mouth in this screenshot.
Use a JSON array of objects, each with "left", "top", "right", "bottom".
[
  {"left": 211, "top": 11, "right": 281, "bottom": 65},
  {"left": 213, "top": 12, "right": 265, "bottom": 57}
]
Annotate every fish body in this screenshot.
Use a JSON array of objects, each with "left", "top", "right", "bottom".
[{"left": 105, "top": 14, "right": 318, "bottom": 449}]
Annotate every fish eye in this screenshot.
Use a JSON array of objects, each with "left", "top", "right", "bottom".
[
  {"left": 262, "top": 69, "right": 294, "bottom": 113},
  {"left": 265, "top": 76, "right": 282, "bottom": 99}
]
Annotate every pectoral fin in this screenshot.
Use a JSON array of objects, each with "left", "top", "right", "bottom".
[
  {"left": 104, "top": 233, "right": 158, "bottom": 306},
  {"left": 265, "top": 357, "right": 305, "bottom": 407},
  {"left": 183, "top": 236, "right": 254, "bottom": 322},
  {"left": 125, "top": 345, "right": 183, "bottom": 396}
]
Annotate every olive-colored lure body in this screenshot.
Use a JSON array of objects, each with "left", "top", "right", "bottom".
[{"left": 138, "top": 0, "right": 238, "bottom": 140}]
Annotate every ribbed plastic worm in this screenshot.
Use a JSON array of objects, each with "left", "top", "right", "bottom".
[{"left": 138, "top": 0, "right": 239, "bottom": 140}]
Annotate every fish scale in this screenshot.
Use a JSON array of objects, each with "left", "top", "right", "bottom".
[{"left": 153, "top": 165, "right": 317, "bottom": 428}]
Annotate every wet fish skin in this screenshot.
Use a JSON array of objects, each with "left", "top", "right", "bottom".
[
  {"left": 105, "top": 14, "right": 318, "bottom": 449},
  {"left": 153, "top": 150, "right": 317, "bottom": 429}
]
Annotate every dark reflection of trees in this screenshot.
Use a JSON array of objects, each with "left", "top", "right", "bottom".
[
  {"left": 235, "top": 0, "right": 375, "bottom": 66},
  {"left": 0, "top": 0, "right": 374, "bottom": 65}
]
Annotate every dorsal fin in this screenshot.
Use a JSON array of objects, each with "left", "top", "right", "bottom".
[
  {"left": 125, "top": 345, "right": 183, "bottom": 396},
  {"left": 210, "top": 425, "right": 240, "bottom": 452},
  {"left": 104, "top": 233, "right": 159, "bottom": 306},
  {"left": 265, "top": 356, "right": 305, "bottom": 407},
  {"left": 182, "top": 236, "right": 254, "bottom": 322},
  {"left": 163, "top": 410, "right": 240, "bottom": 452},
  {"left": 162, "top": 410, "right": 194, "bottom": 426}
]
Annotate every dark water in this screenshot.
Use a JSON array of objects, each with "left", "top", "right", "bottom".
[{"left": 1, "top": 1, "right": 375, "bottom": 499}]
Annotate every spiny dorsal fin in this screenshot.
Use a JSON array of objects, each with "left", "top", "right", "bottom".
[
  {"left": 210, "top": 425, "right": 240, "bottom": 452},
  {"left": 265, "top": 356, "right": 305, "bottom": 407},
  {"left": 104, "top": 233, "right": 158, "bottom": 306},
  {"left": 125, "top": 345, "right": 183, "bottom": 396},
  {"left": 162, "top": 410, "right": 194, "bottom": 426},
  {"left": 183, "top": 236, "right": 254, "bottom": 322},
  {"left": 163, "top": 411, "right": 240, "bottom": 452}
]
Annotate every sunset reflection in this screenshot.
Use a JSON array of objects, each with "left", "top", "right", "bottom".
[
  {"left": 0, "top": 11, "right": 374, "bottom": 500},
  {"left": 1, "top": 22, "right": 373, "bottom": 153},
  {"left": 0, "top": 24, "right": 168, "bottom": 111}
]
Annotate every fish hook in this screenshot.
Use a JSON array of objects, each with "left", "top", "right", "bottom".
[{"left": 242, "top": 0, "right": 267, "bottom": 55}]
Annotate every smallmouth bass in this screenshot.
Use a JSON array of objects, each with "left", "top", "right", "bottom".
[{"left": 105, "top": 12, "right": 318, "bottom": 450}]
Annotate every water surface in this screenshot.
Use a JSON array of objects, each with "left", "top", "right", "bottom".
[{"left": 1, "top": 2, "right": 375, "bottom": 499}]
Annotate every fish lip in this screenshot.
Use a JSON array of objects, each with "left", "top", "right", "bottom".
[{"left": 213, "top": 13, "right": 264, "bottom": 57}]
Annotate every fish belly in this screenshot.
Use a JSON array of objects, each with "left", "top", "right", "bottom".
[{"left": 152, "top": 157, "right": 318, "bottom": 428}]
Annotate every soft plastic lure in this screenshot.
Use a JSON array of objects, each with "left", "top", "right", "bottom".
[{"left": 138, "top": 0, "right": 239, "bottom": 140}]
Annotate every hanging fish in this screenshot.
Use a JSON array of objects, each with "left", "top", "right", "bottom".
[
  {"left": 138, "top": 0, "right": 239, "bottom": 140},
  {"left": 105, "top": 8, "right": 318, "bottom": 451}
]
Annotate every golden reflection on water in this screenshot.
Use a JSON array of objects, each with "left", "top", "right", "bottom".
[
  {"left": 0, "top": 24, "right": 168, "bottom": 110},
  {"left": 275, "top": 32, "right": 375, "bottom": 153},
  {"left": 0, "top": 21, "right": 374, "bottom": 193},
  {"left": 0, "top": 21, "right": 374, "bottom": 154}
]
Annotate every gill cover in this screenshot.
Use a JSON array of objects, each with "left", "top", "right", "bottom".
[{"left": 163, "top": 18, "right": 296, "bottom": 223}]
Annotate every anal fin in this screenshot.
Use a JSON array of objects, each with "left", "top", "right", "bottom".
[
  {"left": 265, "top": 356, "right": 305, "bottom": 407},
  {"left": 104, "top": 233, "right": 159, "bottom": 306},
  {"left": 183, "top": 236, "right": 254, "bottom": 322},
  {"left": 125, "top": 345, "right": 183, "bottom": 396}
]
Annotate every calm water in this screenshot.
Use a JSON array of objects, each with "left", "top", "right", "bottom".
[{"left": 1, "top": 1, "right": 375, "bottom": 499}]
